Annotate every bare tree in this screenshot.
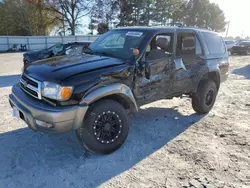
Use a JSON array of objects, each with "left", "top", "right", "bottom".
[{"left": 47, "top": 0, "right": 91, "bottom": 35}]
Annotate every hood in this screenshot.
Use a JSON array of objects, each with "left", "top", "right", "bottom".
[{"left": 24, "top": 54, "right": 126, "bottom": 83}]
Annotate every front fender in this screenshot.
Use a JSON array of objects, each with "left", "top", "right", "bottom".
[{"left": 80, "top": 83, "right": 138, "bottom": 113}]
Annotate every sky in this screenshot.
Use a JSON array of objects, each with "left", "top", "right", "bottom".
[
  {"left": 74, "top": 0, "right": 249, "bottom": 37},
  {"left": 210, "top": 0, "right": 250, "bottom": 37}
]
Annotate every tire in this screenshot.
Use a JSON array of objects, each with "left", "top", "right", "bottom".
[
  {"left": 76, "top": 99, "right": 129, "bottom": 155},
  {"left": 192, "top": 80, "right": 218, "bottom": 114}
]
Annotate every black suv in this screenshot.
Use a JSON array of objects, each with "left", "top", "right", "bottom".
[
  {"left": 9, "top": 27, "right": 229, "bottom": 154},
  {"left": 231, "top": 40, "right": 250, "bottom": 55}
]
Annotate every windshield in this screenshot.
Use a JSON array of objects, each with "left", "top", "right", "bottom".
[
  {"left": 88, "top": 30, "right": 146, "bottom": 59},
  {"left": 43, "top": 44, "right": 64, "bottom": 53}
]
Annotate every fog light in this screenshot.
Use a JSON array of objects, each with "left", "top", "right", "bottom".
[{"left": 35, "top": 120, "right": 53, "bottom": 128}]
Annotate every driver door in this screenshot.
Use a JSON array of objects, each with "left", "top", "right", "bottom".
[{"left": 134, "top": 33, "right": 175, "bottom": 105}]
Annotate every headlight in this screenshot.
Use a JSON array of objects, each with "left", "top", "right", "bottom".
[{"left": 42, "top": 82, "right": 73, "bottom": 101}]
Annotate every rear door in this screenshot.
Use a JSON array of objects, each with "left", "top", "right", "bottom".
[{"left": 172, "top": 31, "right": 207, "bottom": 94}]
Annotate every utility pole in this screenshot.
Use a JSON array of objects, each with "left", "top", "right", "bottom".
[{"left": 241, "top": 30, "right": 244, "bottom": 39}]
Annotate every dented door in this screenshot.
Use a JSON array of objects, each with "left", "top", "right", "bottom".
[{"left": 134, "top": 57, "right": 174, "bottom": 105}]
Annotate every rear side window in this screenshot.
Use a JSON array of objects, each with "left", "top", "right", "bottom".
[
  {"left": 202, "top": 32, "right": 226, "bottom": 54},
  {"left": 176, "top": 33, "right": 203, "bottom": 56}
]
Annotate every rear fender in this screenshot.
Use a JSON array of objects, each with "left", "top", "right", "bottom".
[{"left": 195, "top": 68, "right": 221, "bottom": 92}]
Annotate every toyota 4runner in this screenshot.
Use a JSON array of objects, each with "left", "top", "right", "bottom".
[{"left": 9, "top": 27, "right": 229, "bottom": 154}]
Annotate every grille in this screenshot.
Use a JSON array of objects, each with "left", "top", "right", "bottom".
[
  {"left": 20, "top": 74, "right": 42, "bottom": 99},
  {"left": 22, "top": 74, "right": 38, "bottom": 87}
]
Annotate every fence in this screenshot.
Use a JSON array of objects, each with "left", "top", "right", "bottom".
[{"left": 0, "top": 35, "right": 99, "bottom": 52}]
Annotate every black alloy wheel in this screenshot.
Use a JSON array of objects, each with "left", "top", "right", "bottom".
[
  {"left": 205, "top": 89, "right": 215, "bottom": 107},
  {"left": 76, "top": 99, "right": 129, "bottom": 155},
  {"left": 93, "top": 111, "right": 123, "bottom": 144}
]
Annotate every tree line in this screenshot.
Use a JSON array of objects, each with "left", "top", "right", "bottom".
[{"left": 0, "top": 0, "right": 227, "bottom": 36}]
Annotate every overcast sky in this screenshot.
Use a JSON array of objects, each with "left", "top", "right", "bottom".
[{"left": 210, "top": 0, "right": 249, "bottom": 37}]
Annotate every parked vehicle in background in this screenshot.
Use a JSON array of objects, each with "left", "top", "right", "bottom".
[
  {"left": 224, "top": 40, "right": 236, "bottom": 52},
  {"left": 9, "top": 27, "right": 229, "bottom": 154},
  {"left": 23, "top": 42, "right": 92, "bottom": 65},
  {"left": 231, "top": 41, "right": 250, "bottom": 55}
]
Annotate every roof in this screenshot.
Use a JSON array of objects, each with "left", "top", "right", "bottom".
[{"left": 114, "top": 26, "right": 217, "bottom": 34}]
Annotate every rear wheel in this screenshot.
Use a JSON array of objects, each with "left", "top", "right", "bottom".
[
  {"left": 76, "top": 99, "right": 129, "bottom": 155},
  {"left": 192, "top": 80, "right": 218, "bottom": 114}
]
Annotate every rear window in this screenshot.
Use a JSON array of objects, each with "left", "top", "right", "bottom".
[{"left": 202, "top": 32, "right": 226, "bottom": 55}]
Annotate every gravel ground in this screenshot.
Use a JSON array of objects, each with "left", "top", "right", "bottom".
[{"left": 0, "top": 53, "right": 249, "bottom": 188}]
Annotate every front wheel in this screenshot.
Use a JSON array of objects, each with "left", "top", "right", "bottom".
[
  {"left": 76, "top": 99, "right": 129, "bottom": 155},
  {"left": 192, "top": 80, "right": 218, "bottom": 114}
]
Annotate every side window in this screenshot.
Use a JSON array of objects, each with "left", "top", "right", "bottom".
[
  {"left": 176, "top": 33, "right": 195, "bottom": 56},
  {"left": 146, "top": 33, "right": 173, "bottom": 61},
  {"left": 176, "top": 33, "right": 203, "bottom": 56},
  {"left": 202, "top": 32, "right": 225, "bottom": 54}
]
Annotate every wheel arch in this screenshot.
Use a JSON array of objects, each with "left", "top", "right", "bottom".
[
  {"left": 196, "top": 70, "right": 221, "bottom": 92},
  {"left": 80, "top": 83, "right": 138, "bottom": 113}
]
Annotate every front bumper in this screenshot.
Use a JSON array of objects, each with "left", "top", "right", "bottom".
[{"left": 9, "top": 84, "right": 88, "bottom": 133}]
